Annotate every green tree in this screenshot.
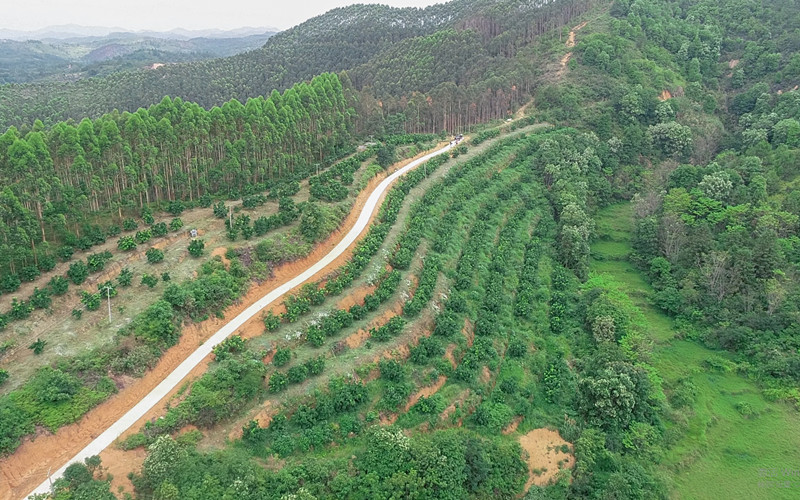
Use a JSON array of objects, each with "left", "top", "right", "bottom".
[
  {"left": 377, "top": 143, "right": 397, "bottom": 168},
  {"left": 142, "top": 435, "right": 188, "bottom": 488}
]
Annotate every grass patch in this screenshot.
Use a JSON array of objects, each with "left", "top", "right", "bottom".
[{"left": 592, "top": 203, "right": 800, "bottom": 500}]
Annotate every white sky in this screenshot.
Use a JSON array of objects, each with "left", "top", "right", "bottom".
[{"left": 3, "top": 0, "right": 444, "bottom": 32}]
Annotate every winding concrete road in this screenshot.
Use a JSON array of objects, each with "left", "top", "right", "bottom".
[{"left": 28, "top": 142, "right": 453, "bottom": 498}]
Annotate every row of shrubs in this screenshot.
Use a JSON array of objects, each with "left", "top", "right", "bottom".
[{"left": 0, "top": 210, "right": 185, "bottom": 297}]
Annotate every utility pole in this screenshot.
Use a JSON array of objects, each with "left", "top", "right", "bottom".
[{"left": 102, "top": 285, "right": 113, "bottom": 322}]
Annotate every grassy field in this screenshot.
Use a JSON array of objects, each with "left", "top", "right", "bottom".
[{"left": 592, "top": 203, "right": 800, "bottom": 500}]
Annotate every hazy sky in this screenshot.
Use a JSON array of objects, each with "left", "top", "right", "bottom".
[{"left": 4, "top": 0, "right": 444, "bottom": 32}]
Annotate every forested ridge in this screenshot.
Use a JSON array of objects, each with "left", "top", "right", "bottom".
[
  {"left": 0, "top": 0, "right": 593, "bottom": 130},
  {"left": 4, "top": 0, "right": 800, "bottom": 499}
]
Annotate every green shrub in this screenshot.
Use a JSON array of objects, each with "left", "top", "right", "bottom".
[
  {"left": 288, "top": 364, "right": 309, "bottom": 384},
  {"left": 1, "top": 273, "right": 21, "bottom": 293},
  {"left": 134, "top": 229, "right": 153, "bottom": 244},
  {"left": 20, "top": 265, "right": 40, "bottom": 282},
  {"left": 57, "top": 245, "right": 74, "bottom": 262},
  {"left": 152, "top": 222, "right": 168, "bottom": 237},
  {"left": 168, "top": 202, "right": 185, "bottom": 216},
  {"left": 471, "top": 401, "right": 514, "bottom": 433},
  {"left": 142, "top": 208, "right": 154, "bottom": 225},
  {"left": 28, "top": 338, "right": 47, "bottom": 355},
  {"left": 273, "top": 347, "right": 291, "bottom": 367},
  {"left": 117, "top": 235, "right": 137, "bottom": 251},
  {"left": 30, "top": 287, "right": 52, "bottom": 309},
  {"left": 212, "top": 336, "right": 247, "bottom": 361},
  {"left": 9, "top": 298, "right": 33, "bottom": 320},
  {"left": 81, "top": 291, "right": 101, "bottom": 311},
  {"left": 117, "top": 267, "right": 134, "bottom": 287},
  {"left": 269, "top": 372, "right": 288, "bottom": 393},
  {"left": 48, "top": 275, "right": 69, "bottom": 295},
  {"left": 86, "top": 251, "right": 113, "bottom": 273},
  {"left": 122, "top": 218, "right": 138, "bottom": 231},
  {"left": 188, "top": 239, "right": 205, "bottom": 257},
  {"left": 37, "top": 255, "right": 57, "bottom": 272},
  {"left": 67, "top": 261, "right": 89, "bottom": 284},
  {"left": 141, "top": 274, "right": 159, "bottom": 288},
  {"left": 146, "top": 248, "right": 165, "bottom": 263},
  {"left": 263, "top": 311, "right": 281, "bottom": 331}
]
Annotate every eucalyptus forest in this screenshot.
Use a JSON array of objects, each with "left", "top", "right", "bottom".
[{"left": 2, "top": 0, "right": 800, "bottom": 499}]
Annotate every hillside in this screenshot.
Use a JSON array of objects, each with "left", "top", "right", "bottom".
[{"left": 2, "top": 0, "right": 800, "bottom": 499}]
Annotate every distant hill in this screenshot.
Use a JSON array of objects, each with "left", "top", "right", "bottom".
[
  {"left": 0, "top": 27, "right": 277, "bottom": 85},
  {"left": 0, "top": 24, "right": 276, "bottom": 41}
]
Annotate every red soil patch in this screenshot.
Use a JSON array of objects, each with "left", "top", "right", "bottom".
[
  {"left": 502, "top": 415, "right": 524, "bottom": 435},
  {"left": 382, "top": 375, "right": 447, "bottom": 425},
  {"left": 228, "top": 402, "right": 276, "bottom": 441},
  {"left": 210, "top": 246, "right": 231, "bottom": 268},
  {"left": 380, "top": 412, "right": 399, "bottom": 425},
  {"left": 251, "top": 403, "right": 276, "bottom": 429},
  {"left": 514, "top": 98, "right": 535, "bottom": 120},
  {"left": 441, "top": 389, "right": 471, "bottom": 424},
  {"left": 357, "top": 366, "right": 381, "bottom": 383},
  {"left": 462, "top": 318, "right": 474, "bottom": 347},
  {"left": 346, "top": 328, "right": 372, "bottom": 349},
  {"left": 404, "top": 375, "right": 447, "bottom": 413},
  {"left": 336, "top": 281, "right": 377, "bottom": 311},
  {"left": 98, "top": 445, "right": 145, "bottom": 498},
  {"left": 348, "top": 302, "right": 404, "bottom": 350},
  {"left": 480, "top": 365, "right": 492, "bottom": 385},
  {"left": 558, "top": 21, "right": 588, "bottom": 76},
  {"left": 444, "top": 344, "right": 457, "bottom": 368},
  {"left": 0, "top": 145, "right": 447, "bottom": 500},
  {"left": 658, "top": 89, "right": 672, "bottom": 101},
  {"left": 565, "top": 21, "right": 587, "bottom": 49},
  {"left": 519, "top": 428, "right": 575, "bottom": 491}
]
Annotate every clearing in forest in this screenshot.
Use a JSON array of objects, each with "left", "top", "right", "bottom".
[{"left": 519, "top": 428, "right": 575, "bottom": 491}]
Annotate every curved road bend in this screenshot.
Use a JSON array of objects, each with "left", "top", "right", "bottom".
[{"left": 28, "top": 142, "right": 454, "bottom": 498}]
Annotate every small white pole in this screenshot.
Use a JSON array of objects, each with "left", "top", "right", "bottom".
[{"left": 103, "top": 285, "right": 112, "bottom": 322}]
